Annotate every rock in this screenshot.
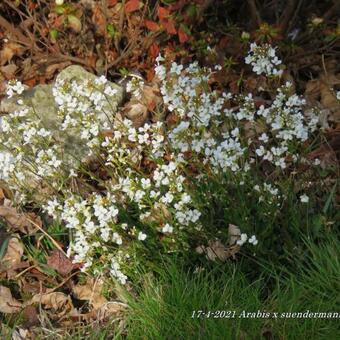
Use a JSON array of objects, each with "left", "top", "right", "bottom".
[
  {"left": 1, "top": 65, "right": 123, "bottom": 126},
  {"left": 0, "top": 65, "right": 124, "bottom": 166}
]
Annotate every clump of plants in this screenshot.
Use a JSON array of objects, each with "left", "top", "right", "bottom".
[{"left": 0, "top": 43, "right": 333, "bottom": 285}]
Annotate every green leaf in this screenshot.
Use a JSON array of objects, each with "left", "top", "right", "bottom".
[
  {"left": 107, "top": 23, "right": 117, "bottom": 38},
  {"left": 67, "top": 14, "right": 82, "bottom": 33}
]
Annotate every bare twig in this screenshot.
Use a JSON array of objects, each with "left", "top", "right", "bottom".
[
  {"left": 0, "top": 15, "right": 32, "bottom": 47},
  {"left": 33, "top": 53, "right": 94, "bottom": 69},
  {"left": 323, "top": 1, "right": 340, "bottom": 20},
  {"left": 286, "top": 0, "right": 303, "bottom": 34},
  {"left": 279, "top": 0, "right": 297, "bottom": 33},
  {"left": 247, "top": 0, "right": 262, "bottom": 29}
]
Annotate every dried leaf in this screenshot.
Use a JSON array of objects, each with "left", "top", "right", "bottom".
[
  {"left": 305, "top": 71, "right": 340, "bottom": 124},
  {"left": 124, "top": 101, "right": 148, "bottom": 128},
  {"left": 92, "top": 5, "right": 107, "bottom": 36},
  {"left": 29, "top": 292, "right": 71, "bottom": 310},
  {"left": 108, "top": 0, "right": 118, "bottom": 6},
  {"left": 0, "top": 64, "right": 18, "bottom": 79},
  {"left": 94, "top": 301, "right": 125, "bottom": 321},
  {"left": 228, "top": 223, "right": 241, "bottom": 245},
  {"left": 0, "top": 205, "right": 41, "bottom": 234},
  {"left": 22, "top": 305, "right": 39, "bottom": 327},
  {"left": 0, "top": 42, "right": 25, "bottom": 66},
  {"left": 45, "top": 62, "right": 71, "bottom": 80},
  {"left": 1, "top": 237, "right": 24, "bottom": 270},
  {"left": 196, "top": 239, "right": 240, "bottom": 262},
  {"left": 72, "top": 278, "right": 107, "bottom": 310},
  {"left": 163, "top": 19, "right": 177, "bottom": 35},
  {"left": 46, "top": 249, "right": 74, "bottom": 276},
  {"left": 0, "top": 285, "right": 22, "bottom": 313}
]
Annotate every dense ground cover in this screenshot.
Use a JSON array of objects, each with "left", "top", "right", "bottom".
[{"left": 0, "top": 1, "right": 339, "bottom": 338}]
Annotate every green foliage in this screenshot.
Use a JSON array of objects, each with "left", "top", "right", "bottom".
[{"left": 121, "top": 235, "right": 340, "bottom": 339}]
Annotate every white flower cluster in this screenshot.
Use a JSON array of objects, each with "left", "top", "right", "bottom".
[
  {"left": 126, "top": 76, "right": 145, "bottom": 99},
  {"left": 237, "top": 233, "right": 258, "bottom": 246},
  {"left": 156, "top": 57, "right": 247, "bottom": 175},
  {"left": 245, "top": 42, "right": 283, "bottom": 76},
  {"left": 156, "top": 48, "right": 318, "bottom": 176},
  {"left": 6, "top": 80, "right": 25, "bottom": 98},
  {"left": 0, "top": 74, "right": 123, "bottom": 200},
  {"left": 52, "top": 76, "right": 118, "bottom": 151},
  {"left": 43, "top": 192, "right": 129, "bottom": 283},
  {"left": 0, "top": 44, "right": 321, "bottom": 283},
  {"left": 252, "top": 82, "right": 318, "bottom": 169}
]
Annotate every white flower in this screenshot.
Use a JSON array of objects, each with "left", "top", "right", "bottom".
[
  {"left": 95, "top": 75, "right": 107, "bottom": 85},
  {"left": 6, "top": 80, "right": 25, "bottom": 98},
  {"left": 300, "top": 194, "right": 309, "bottom": 203},
  {"left": 162, "top": 223, "right": 173, "bottom": 234},
  {"left": 245, "top": 43, "right": 282, "bottom": 76},
  {"left": 112, "top": 232, "right": 123, "bottom": 245},
  {"left": 237, "top": 233, "right": 248, "bottom": 246},
  {"left": 138, "top": 231, "right": 147, "bottom": 241},
  {"left": 141, "top": 178, "right": 151, "bottom": 189},
  {"left": 104, "top": 86, "right": 117, "bottom": 96},
  {"left": 248, "top": 235, "right": 258, "bottom": 245},
  {"left": 259, "top": 133, "right": 269, "bottom": 143},
  {"left": 256, "top": 145, "right": 266, "bottom": 156},
  {"left": 55, "top": 0, "right": 64, "bottom": 4}
]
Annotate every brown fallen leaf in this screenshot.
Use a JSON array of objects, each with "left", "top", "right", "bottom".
[
  {"left": 305, "top": 70, "right": 340, "bottom": 124},
  {"left": 196, "top": 239, "right": 240, "bottom": 262},
  {"left": 46, "top": 249, "right": 75, "bottom": 276},
  {"left": 72, "top": 278, "right": 107, "bottom": 310},
  {"left": 0, "top": 203, "right": 41, "bottom": 234},
  {"left": 228, "top": 223, "right": 241, "bottom": 245},
  {"left": 0, "top": 42, "right": 25, "bottom": 66},
  {"left": 0, "top": 285, "right": 22, "bottom": 313},
  {"left": 93, "top": 301, "right": 125, "bottom": 321},
  {"left": 123, "top": 81, "right": 163, "bottom": 127},
  {"left": 68, "top": 301, "right": 126, "bottom": 323},
  {"left": 1, "top": 236, "right": 24, "bottom": 276},
  {"left": 29, "top": 292, "right": 72, "bottom": 311},
  {"left": 22, "top": 305, "right": 39, "bottom": 328},
  {"left": 123, "top": 100, "right": 148, "bottom": 128},
  {"left": 1, "top": 64, "right": 18, "bottom": 79}
]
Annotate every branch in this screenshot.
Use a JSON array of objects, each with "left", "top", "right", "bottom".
[
  {"left": 0, "top": 15, "right": 32, "bottom": 47},
  {"left": 247, "top": 0, "right": 262, "bottom": 29},
  {"left": 279, "top": 0, "right": 297, "bottom": 32}
]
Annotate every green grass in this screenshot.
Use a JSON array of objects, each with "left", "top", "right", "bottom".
[{"left": 118, "top": 235, "right": 340, "bottom": 339}]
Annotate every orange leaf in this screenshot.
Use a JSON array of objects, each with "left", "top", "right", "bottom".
[
  {"left": 163, "top": 19, "right": 177, "bottom": 35},
  {"left": 149, "top": 43, "right": 160, "bottom": 59},
  {"left": 178, "top": 28, "right": 189, "bottom": 43},
  {"left": 125, "top": 0, "right": 141, "bottom": 13},
  {"left": 144, "top": 20, "right": 160, "bottom": 31},
  {"left": 158, "top": 6, "right": 170, "bottom": 20},
  {"left": 107, "top": 0, "right": 118, "bottom": 6}
]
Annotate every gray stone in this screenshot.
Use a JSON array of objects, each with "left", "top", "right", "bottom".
[{"left": 0, "top": 65, "right": 124, "bottom": 166}]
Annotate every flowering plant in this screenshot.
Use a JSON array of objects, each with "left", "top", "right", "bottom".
[{"left": 0, "top": 43, "right": 324, "bottom": 284}]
